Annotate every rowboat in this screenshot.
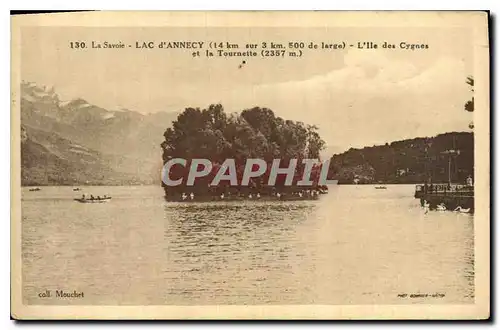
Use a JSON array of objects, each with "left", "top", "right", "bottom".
[{"left": 74, "top": 197, "right": 112, "bottom": 203}]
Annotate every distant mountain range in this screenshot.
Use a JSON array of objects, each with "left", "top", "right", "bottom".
[{"left": 20, "top": 82, "right": 178, "bottom": 185}]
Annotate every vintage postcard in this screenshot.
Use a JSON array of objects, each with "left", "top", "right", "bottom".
[{"left": 11, "top": 11, "right": 490, "bottom": 320}]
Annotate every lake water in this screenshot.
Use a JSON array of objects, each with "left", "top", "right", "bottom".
[{"left": 21, "top": 185, "right": 474, "bottom": 305}]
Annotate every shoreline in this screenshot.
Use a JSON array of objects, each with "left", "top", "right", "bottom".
[{"left": 164, "top": 194, "right": 322, "bottom": 202}]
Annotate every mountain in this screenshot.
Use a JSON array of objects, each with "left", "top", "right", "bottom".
[
  {"left": 327, "top": 132, "right": 474, "bottom": 184},
  {"left": 20, "top": 81, "right": 179, "bottom": 185},
  {"left": 320, "top": 145, "right": 344, "bottom": 160},
  {"left": 21, "top": 125, "right": 143, "bottom": 185}
]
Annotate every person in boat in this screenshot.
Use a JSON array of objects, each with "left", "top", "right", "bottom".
[
  {"left": 190, "top": 192, "right": 194, "bottom": 200},
  {"left": 298, "top": 191, "right": 303, "bottom": 198},
  {"left": 90, "top": 195, "right": 95, "bottom": 200},
  {"left": 220, "top": 193, "right": 225, "bottom": 200},
  {"left": 82, "top": 194, "right": 86, "bottom": 200},
  {"left": 248, "top": 193, "right": 253, "bottom": 199},
  {"left": 256, "top": 192, "right": 261, "bottom": 199},
  {"left": 181, "top": 193, "right": 187, "bottom": 201}
]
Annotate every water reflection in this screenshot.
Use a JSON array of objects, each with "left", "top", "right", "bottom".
[
  {"left": 21, "top": 185, "right": 474, "bottom": 305},
  {"left": 163, "top": 202, "right": 314, "bottom": 304}
]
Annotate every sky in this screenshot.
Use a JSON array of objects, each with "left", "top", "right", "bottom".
[{"left": 20, "top": 26, "right": 474, "bottom": 153}]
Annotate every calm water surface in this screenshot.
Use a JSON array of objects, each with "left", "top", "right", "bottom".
[{"left": 22, "top": 185, "right": 474, "bottom": 305}]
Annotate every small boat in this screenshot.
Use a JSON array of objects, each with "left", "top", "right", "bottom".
[
  {"left": 74, "top": 196, "right": 112, "bottom": 203},
  {"left": 454, "top": 206, "right": 471, "bottom": 213},
  {"left": 375, "top": 186, "right": 387, "bottom": 190},
  {"left": 29, "top": 187, "right": 41, "bottom": 191},
  {"left": 73, "top": 188, "right": 81, "bottom": 191}
]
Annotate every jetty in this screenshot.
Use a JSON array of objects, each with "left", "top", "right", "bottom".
[
  {"left": 415, "top": 142, "right": 474, "bottom": 213},
  {"left": 414, "top": 182, "right": 474, "bottom": 213}
]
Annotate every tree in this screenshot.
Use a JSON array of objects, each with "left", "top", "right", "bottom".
[
  {"left": 464, "top": 76, "right": 474, "bottom": 112},
  {"left": 161, "top": 104, "right": 327, "bottom": 197}
]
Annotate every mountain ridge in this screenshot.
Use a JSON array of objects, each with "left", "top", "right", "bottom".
[
  {"left": 327, "top": 131, "right": 474, "bottom": 184},
  {"left": 20, "top": 81, "right": 177, "bottom": 185}
]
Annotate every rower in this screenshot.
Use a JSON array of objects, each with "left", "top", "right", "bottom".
[
  {"left": 248, "top": 193, "right": 253, "bottom": 199},
  {"left": 181, "top": 193, "right": 187, "bottom": 200},
  {"left": 220, "top": 193, "right": 225, "bottom": 200},
  {"left": 256, "top": 193, "right": 261, "bottom": 198},
  {"left": 190, "top": 192, "right": 194, "bottom": 200}
]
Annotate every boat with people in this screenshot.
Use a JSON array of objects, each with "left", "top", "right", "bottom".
[
  {"left": 29, "top": 187, "right": 41, "bottom": 191},
  {"left": 74, "top": 194, "right": 112, "bottom": 203},
  {"left": 375, "top": 186, "right": 387, "bottom": 190}
]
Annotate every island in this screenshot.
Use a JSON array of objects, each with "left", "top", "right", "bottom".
[{"left": 160, "top": 104, "right": 330, "bottom": 201}]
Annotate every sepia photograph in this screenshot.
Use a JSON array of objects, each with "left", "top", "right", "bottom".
[{"left": 10, "top": 11, "right": 490, "bottom": 320}]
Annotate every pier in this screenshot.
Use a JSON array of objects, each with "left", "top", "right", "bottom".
[{"left": 414, "top": 183, "right": 474, "bottom": 213}]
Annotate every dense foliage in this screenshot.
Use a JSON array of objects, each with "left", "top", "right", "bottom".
[
  {"left": 465, "top": 76, "right": 474, "bottom": 112},
  {"left": 161, "top": 105, "right": 327, "bottom": 196},
  {"left": 327, "top": 132, "right": 474, "bottom": 184}
]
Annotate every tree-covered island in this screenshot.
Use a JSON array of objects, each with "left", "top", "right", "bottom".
[{"left": 160, "top": 105, "right": 330, "bottom": 201}]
